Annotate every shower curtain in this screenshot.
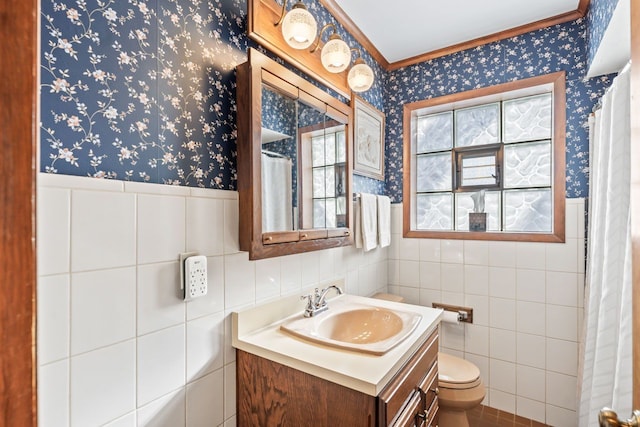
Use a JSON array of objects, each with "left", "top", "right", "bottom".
[{"left": 579, "top": 67, "right": 632, "bottom": 426}]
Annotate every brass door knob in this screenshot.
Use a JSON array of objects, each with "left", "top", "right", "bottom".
[{"left": 599, "top": 408, "right": 640, "bottom": 427}]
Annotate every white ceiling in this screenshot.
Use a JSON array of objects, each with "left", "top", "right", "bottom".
[{"left": 334, "top": 0, "right": 582, "bottom": 63}]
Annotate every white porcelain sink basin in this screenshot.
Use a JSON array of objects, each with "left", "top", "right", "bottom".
[{"left": 280, "top": 297, "right": 422, "bottom": 355}]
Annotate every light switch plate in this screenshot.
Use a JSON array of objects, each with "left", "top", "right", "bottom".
[{"left": 180, "top": 252, "right": 208, "bottom": 301}]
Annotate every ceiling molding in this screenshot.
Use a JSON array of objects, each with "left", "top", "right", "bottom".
[
  {"left": 577, "top": 0, "right": 590, "bottom": 16},
  {"left": 321, "top": 0, "right": 591, "bottom": 72}
]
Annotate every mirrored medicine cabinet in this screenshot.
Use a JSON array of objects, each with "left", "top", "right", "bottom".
[{"left": 237, "top": 48, "right": 354, "bottom": 260}]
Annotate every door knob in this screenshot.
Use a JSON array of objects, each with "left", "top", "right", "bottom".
[{"left": 599, "top": 408, "right": 640, "bottom": 426}]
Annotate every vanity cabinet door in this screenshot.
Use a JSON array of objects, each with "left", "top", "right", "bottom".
[
  {"left": 237, "top": 350, "right": 377, "bottom": 427},
  {"left": 378, "top": 330, "right": 439, "bottom": 426},
  {"left": 418, "top": 359, "right": 439, "bottom": 426}
]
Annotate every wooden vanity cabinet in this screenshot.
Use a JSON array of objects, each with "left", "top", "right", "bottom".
[{"left": 236, "top": 329, "right": 439, "bottom": 427}]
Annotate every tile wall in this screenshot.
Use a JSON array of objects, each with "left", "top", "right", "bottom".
[
  {"left": 37, "top": 173, "right": 388, "bottom": 427},
  {"left": 388, "top": 199, "right": 585, "bottom": 427}
]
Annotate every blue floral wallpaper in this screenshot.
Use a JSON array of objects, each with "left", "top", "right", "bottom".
[
  {"left": 40, "top": 1, "right": 611, "bottom": 201},
  {"left": 384, "top": 18, "right": 614, "bottom": 202},
  {"left": 40, "top": 0, "right": 385, "bottom": 193},
  {"left": 586, "top": 0, "right": 620, "bottom": 69}
]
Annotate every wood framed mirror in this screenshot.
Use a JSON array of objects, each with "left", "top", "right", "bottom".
[{"left": 237, "top": 48, "right": 354, "bottom": 260}]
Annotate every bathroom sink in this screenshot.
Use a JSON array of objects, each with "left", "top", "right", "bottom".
[{"left": 280, "top": 298, "right": 422, "bottom": 355}]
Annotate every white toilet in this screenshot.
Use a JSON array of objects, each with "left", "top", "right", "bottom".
[
  {"left": 371, "top": 294, "right": 485, "bottom": 427},
  {"left": 437, "top": 351, "right": 486, "bottom": 427}
]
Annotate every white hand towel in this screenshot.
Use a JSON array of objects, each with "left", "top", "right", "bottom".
[
  {"left": 377, "top": 195, "right": 391, "bottom": 248},
  {"left": 360, "top": 193, "right": 378, "bottom": 252}
]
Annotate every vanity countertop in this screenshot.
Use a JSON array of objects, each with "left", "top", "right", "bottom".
[{"left": 232, "top": 292, "right": 443, "bottom": 396}]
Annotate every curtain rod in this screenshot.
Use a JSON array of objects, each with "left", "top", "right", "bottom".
[{"left": 261, "top": 149, "right": 290, "bottom": 160}]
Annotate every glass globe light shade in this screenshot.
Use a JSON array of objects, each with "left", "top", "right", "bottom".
[
  {"left": 321, "top": 35, "right": 350, "bottom": 73},
  {"left": 281, "top": 3, "right": 317, "bottom": 50},
  {"left": 348, "top": 60, "right": 374, "bottom": 92}
]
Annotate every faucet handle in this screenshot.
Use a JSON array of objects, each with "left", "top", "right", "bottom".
[{"left": 300, "top": 294, "right": 314, "bottom": 310}]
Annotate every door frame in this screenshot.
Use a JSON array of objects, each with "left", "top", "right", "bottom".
[
  {"left": 0, "top": 0, "right": 38, "bottom": 425},
  {"left": 0, "top": 0, "right": 637, "bottom": 425},
  {"left": 631, "top": 0, "right": 640, "bottom": 410}
]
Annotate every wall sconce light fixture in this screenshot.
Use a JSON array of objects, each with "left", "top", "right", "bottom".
[
  {"left": 348, "top": 48, "right": 374, "bottom": 92},
  {"left": 274, "top": 1, "right": 374, "bottom": 92},
  {"left": 310, "top": 24, "right": 351, "bottom": 73},
  {"left": 276, "top": 0, "right": 318, "bottom": 50}
]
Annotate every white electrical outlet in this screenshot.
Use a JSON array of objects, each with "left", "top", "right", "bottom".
[{"left": 182, "top": 254, "right": 208, "bottom": 301}]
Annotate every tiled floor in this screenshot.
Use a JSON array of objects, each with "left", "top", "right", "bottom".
[{"left": 468, "top": 405, "right": 549, "bottom": 427}]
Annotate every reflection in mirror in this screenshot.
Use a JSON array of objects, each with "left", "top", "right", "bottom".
[
  {"left": 260, "top": 84, "right": 297, "bottom": 232},
  {"left": 260, "top": 86, "right": 348, "bottom": 233},
  {"left": 300, "top": 117, "right": 347, "bottom": 229},
  {"left": 237, "top": 48, "right": 353, "bottom": 260}
]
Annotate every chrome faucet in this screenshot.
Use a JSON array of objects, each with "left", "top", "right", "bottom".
[{"left": 301, "top": 285, "right": 343, "bottom": 317}]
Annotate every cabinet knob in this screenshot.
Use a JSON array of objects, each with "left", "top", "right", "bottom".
[
  {"left": 430, "top": 387, "right": 439, "bottom": 395},
  {"left": 265, "top": 236, "right": 273, "bottom": 241},
  {"left": 301, "top": 233, "right": 308, "bottom": 238}
]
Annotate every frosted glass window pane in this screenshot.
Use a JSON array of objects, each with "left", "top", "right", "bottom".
[
  {"left": 325, "top": 166, "right": 335, "bottom": 198},
  {"left": 417, "top": 153, "right": 452, "bottom": 192},
  {"left": 325, "top": 133, "right": 336, "bottom": 165},
  {"left": 455, "top": 192, "right": 501, "bottom": 231},
  {"left": 503, "top": 94, "right": 552, "bottom": 143},
  {"left": 417, "top": 112, "right": 453, "bottom": 153},
  {"left": 416, "top": 194, "right": 452, "bottom": 230},
  {"left": 313, "top": 200, "right": 326, "bottom": 228},
  {"left": 455, "top": 103, "right": 499, "bottom": 147},
  {"left": 461, "top": 155, "right": 497, "bottom": 187},
  {"left": 313, "top": 168, "right": 325, "bottom": 198},
  {"left": 325, "top": 198, "right": 336, "bottom": 228},
  {"left": 504, "top": 189, "right": 552, "bottom": 232},
  {"left": 312, "top": 136, "right": 325, "bottom": 167},
  {"left": 336, "top": 131, "right": 346, "bottom": 162},
  {"left": 504, "top": 141, "right": 551, "bottom": 188}
]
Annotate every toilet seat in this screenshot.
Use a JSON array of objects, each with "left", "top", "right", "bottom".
[{"left": 438, "top": 352, "right": 481, "bottom": 390}]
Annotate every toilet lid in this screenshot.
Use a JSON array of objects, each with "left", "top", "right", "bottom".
[{"left": 438, "top": 352, "right": 480, "bottom": 388}]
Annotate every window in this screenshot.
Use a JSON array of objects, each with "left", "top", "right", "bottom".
[{"left": 403, "top": 72, "right": 566, "bottom": 242}]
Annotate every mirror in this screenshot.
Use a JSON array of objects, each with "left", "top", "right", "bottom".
[{"left": 237, "top": 48, "right": 353, "bottom": 260}]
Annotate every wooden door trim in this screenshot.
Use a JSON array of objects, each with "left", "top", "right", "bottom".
[
  {"left": 630, "top": 0, "right": 640, "bottom": 410},
  {"left": 0, "top": 0, "right": 38, "bottom": 425}
]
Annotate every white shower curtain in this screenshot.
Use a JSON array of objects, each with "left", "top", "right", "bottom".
[{"left": 579, "top": 67, "right": 633, "bottom": 426}]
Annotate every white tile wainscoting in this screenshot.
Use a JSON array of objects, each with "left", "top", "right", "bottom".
[
  {"left": 36, "top": 174, "right": 388, "bottom": 427},
  {"left": 388, "top": 199, "right": 585, "bottom": 427},
  {"left": 37, "top": 172, "right": 584, "bottom": 426}
]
